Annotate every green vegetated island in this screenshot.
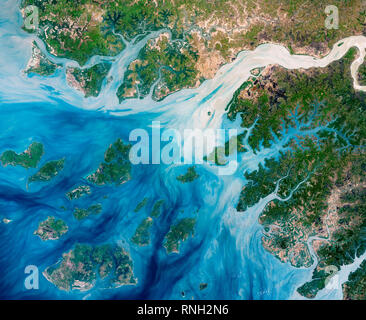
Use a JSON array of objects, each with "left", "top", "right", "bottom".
[
  {"left": 133, "top": 197, "right": 149, "bottom": 213},
  {"left": 66, "top": 185, "right": 91, "bottom": 200},
  {"left": 131, "top": 203, "right": 197, "bottom": 255},
  {"left": 34, "top": 216, "right": 68, "bottom": 241},
  {"left": 226, "top": 48, "right": 366, "bottom": 299},
  {"left": 0, "top": 142, "right": 44, "bottom": 168},
  {"left": 131, "top": 217, "right": 154, "bottom": 246},
  {"left": 44, "top": 243, "right": 136, "bottom": 292},
  {"left": 0, "top": 142, "right": 65, "bottom": 184},
  {"left": 73, "top": 203, "right": 102, "bottom": 221},
  {"left": 151, "top": 200, "right": 165, "bottom": 218},
  {"left": 164, "top": 218, "right": 196, "bottom": 254},
  {"left": 130, "top": 197, "right": 196, "bottom": 254},
  {"left": 87, "top": 138, "right": 132, "bottom": 185},
  {"left": 176, "top": 166, "right": 199, "bottom": 183},
  {"left": 131, "top": 199, "right": 165, "bottom": 246},
  {"left": 21, "top": 0, "right": 366, "bottom": 101},
  {"left": 199, "top": 283, "right": 208, "bottom": 291},
  {"left": 28, "top": 158, "right": 65, "bottom": 184}
]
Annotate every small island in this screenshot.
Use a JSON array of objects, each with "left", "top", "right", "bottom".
[
  {"left": 131, "top": 217, "right": 153, "bottom": 246},
  {"left": 176, "top": 166, "right": 199, "bottom": 183},
  {"left": 199, "top": 283, "right": 208, "bottom": 291},
  {"left": 131, "top": 199, "right": 167, "bottom": 247},
  {"left": 43, "top": 243, "right": 136, "bottom": 292},
  {"left": 151, "top": 200, "right": 165, "bottom": 218},
  {"left": 73, "top": 203, "right": 102, "bottom": 220},
  {"left": 1, "top": 142, "right": 44, "bottom": 169},
  {"left": 34, "top": 216, "right": 68, "bottom": 241},
  {"left": 66, "top": 185, "right": 91, "bottom": 200},
  {"left": 133, "top": 197, "right": 149, "bottom": 213},
  {"left": 28, "top": 158, "right": 65, "bottom": 183},
  {"left": 164, "top": 218, "right": 196, "bottom": 254},
  {"left": 87, "top": 139, "right": 132, "bottom": 185}
]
